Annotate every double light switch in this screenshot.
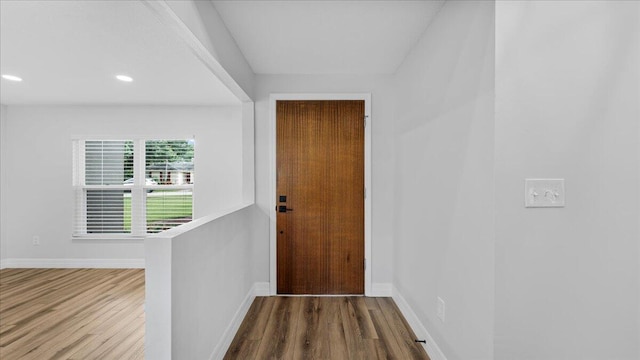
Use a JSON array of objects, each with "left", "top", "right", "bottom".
[{"left": 525, "top": 179, "right": 565, "bottom": 208}]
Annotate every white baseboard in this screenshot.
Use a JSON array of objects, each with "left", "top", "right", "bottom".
[
  {"left": 370, "top": 282, "right": 393, "bottom": 297},
  {"left": 0, "top": 258, "right": 145, "bottom": 269},
  {"left": 209, "top": 282, "right": 267, "bottom": 360},
  {"left": 392, "top": 286, "right": 447, "bottom": 360}
]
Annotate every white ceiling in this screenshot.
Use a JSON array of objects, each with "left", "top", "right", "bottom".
[
  {"left": 212, "top": 0, "right": 445, "bottom": 75},
  {"left": 0, "top": 0, "right": 240, "bottom": 105}
]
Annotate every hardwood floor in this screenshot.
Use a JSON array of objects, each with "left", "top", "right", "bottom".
[
  {"left": 0, "top": 268, "right": 145, "bottom": 360},
  {"left": 225, "top": 296, "right": 430, "bottom": 360}
]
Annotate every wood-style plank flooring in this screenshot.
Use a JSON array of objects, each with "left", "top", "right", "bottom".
[
  {"left": 0, "top": 268, "right": 145, "bottom": 360},
  {"left": 225, "top": 296, "right": 430, "bottom": 360}
]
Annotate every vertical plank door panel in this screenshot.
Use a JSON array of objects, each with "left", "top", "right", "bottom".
[{"left": 277, "top": 100, "right": 365, "bottom": 294}]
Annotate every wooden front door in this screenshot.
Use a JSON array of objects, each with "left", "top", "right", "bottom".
[{"left": 276, "top": 100, "right": 365, "bottom": 294}]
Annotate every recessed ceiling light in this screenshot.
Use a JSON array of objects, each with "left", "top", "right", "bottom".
[
  {"left": 116, "top": 75, "right": 133, "bottom": 82},
  {"left": 2, "top": 74, "right": 23, "bottom": 82}
]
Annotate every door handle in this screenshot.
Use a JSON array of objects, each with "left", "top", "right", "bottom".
[{"left": 278, "top": 205, "right": 293, "bottom": 213}]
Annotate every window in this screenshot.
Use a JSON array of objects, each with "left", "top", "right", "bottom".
[{"left": 73, "top": 139, "right": 194, "bottom": 237}]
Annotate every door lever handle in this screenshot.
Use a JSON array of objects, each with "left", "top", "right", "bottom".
[{"left": 278, "top": 205, "right": 293, "bottom": 213}]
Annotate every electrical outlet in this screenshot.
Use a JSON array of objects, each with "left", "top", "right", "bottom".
[
  {"left": 437, "top": 297, "right": 445, "bottom": 323},
  {"left": 32, "top": 236, "right": 40, "bottom": 246}
]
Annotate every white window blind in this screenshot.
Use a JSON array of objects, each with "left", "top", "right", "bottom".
[{"left": 73, "top": 139, "right": 194, "bottom": 237}]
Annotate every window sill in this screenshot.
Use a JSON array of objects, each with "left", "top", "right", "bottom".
[{"left": 72, "top": 234, "right": 146, "bottom": 242}]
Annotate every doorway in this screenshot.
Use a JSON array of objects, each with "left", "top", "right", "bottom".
[{"left": 269, "top": 94, "right": 372, "bottom": 295}]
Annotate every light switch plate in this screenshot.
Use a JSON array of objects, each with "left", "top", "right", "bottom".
[{"left": 525, "top": 179, "right": 565, "bottom": 208}]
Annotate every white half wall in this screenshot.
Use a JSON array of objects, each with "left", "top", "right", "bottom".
[
  {"left": 494, "top": 1, "right": 640, "bottom": 359},
  {"left": 145, "top": 204, "right": 269, "bottom": 360},
  {"left": 253, "top": 74, "right": 396, "bottom": 286},
  {"left": 392, "top": 1, "right": 496, "bottom": 359},
  {"left": 1, "top": 105, "right": 243, "bottom": 263}
]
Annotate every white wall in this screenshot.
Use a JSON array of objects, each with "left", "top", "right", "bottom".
[
  {"left": 1, "top": 105, "right": 243, "bottom": 264},
  {"left": 494, "top": 1, "right": 639, "bottom": 359},
  {"left": 391, "top": 1, "right": 496, "bottom": 359},
  {"left": 145, "top": 204, "right": 268, "bottom": 360},
  {"left": 241, "top": 102, "right": 255, "bottom": 204},
  {"left": 0, "top": 104, "right": 8, "bottom": 265},
  {"left": 253, "top": 74, "right": 396, "bottom": 286}
]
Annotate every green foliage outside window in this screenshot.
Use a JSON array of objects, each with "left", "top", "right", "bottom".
[{"left": 123, "top": 140, "right": 194, "bottom": 181}]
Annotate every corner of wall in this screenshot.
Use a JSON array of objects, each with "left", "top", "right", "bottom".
[
  {"left": 392, "top": 286, "right": 447, "bottom": 360},
  {"left": 371, "top": 283, "right": 393, "bottom": 297},
  {"left": 0, "top": 104, "right": 8, "bottom": 264}
]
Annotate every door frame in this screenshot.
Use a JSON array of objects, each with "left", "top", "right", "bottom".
[{"left": 269, "top": 93, "right": 372, "bottom": 296}]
